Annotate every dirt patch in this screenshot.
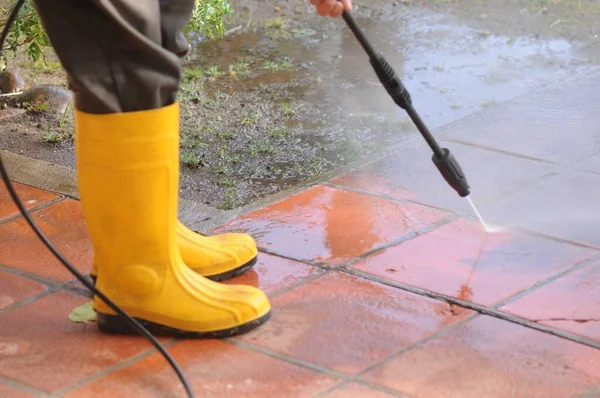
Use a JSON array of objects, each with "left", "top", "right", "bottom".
[{"left": 1, "top": 0, "right": 600, "bottom": 209}]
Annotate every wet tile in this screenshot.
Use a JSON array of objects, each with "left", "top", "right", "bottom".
[
  {"left": 0, "top": 199, "right": 92, "bottom": 282},
  {"left": 214, "top": 185, "right": 449, "bottom": 266},
  {"left": 500, "top": 261, "right": 600, "bottom": 342},
  {"left": 222, "top": 252, "right": 321, "bottom": 296},
  {"left": 0, "top": 382, "right": 36, "bottom": 398},
  {"left": 439, "top": 73, "right": 600, "bottom": 164},
  {"left": 0, "top": 292, "right": 166, "bottom": 393},
  {"left": 0, "top": 182, "right": 58, "bottom": 221},
  {"left": 236, "top": 272, "right": 473, "bottom": 374},
  {"left": 321, "top": 383, "right": 397, "bottom": 398},
  {"left": 332, "top": 139, "right": 556, "bottom": 216},
  {"left": 0, "top": 270, "right": 46, "bottom": 311},
  {"left": 363, "top": 316, "right": 600, "bottom": 398},
  {"left": 350, "top": 218, "right": 594, "bottom": 306},
  {"left": 65, "top": 340, "right": 337, "bottom": 397},
  {"left": 482, "top": 170, "right": 600, "bottom": 247}
]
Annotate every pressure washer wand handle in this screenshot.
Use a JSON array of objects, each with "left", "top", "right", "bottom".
[{"left": 340, "top": 10, "right": 471, "bottom": 198}]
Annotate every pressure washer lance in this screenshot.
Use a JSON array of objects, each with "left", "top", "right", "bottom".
[{"left": 340, "top": 9, "right": 471, "bottom": 198}]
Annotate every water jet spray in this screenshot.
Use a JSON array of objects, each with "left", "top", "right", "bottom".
[{"left": 339, "top": 8, "right": 472, "bottom": 200}]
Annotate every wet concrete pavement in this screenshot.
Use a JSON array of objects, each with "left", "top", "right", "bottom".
[{"left": 2, "top": 1, "right": 600, "bottom": 396}]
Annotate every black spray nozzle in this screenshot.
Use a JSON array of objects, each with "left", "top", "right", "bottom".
[{"left": 432, "top": 148, "right": 471, "bottom": 197}]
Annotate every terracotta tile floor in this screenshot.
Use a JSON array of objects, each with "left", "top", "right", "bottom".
[{"left": 1, "top": 163, "right": 600, "bottom": 397}]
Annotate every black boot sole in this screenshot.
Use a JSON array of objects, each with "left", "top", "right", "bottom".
[{"left": 97, "top": 310, "right": 271, "bottom": 338}]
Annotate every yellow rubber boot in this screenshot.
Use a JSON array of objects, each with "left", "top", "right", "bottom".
[
  {"left": 90, "top": 224, "right": 258, "bottom": 283},
  {"left": 76, "top": 102, "right": 271, "bottom": 337},
  {"left": 176, "top": 223, "right": 258, "bottom": 281}
]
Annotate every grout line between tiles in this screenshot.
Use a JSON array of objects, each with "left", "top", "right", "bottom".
[
  {"left": 0, "top": 374, "right": 51, "bottom": 397},
  {"left": 577, "top": 384, "right": 600, "bottom": 398},
  {"left": 0, "top": 196, "right": 66, "bottom": 226},
  {"left": 268, "top": 270, "right": 330, "bottom": 300},
  {"left": 0, "top": 287, "right": 58, "bottom": 315},
  {"left": 437, "top": 137, "right": 557, "bottom": 164},
  {"left": 312, "top": 379, "right": 412, "bottom": 398},
  {"left": 339, "top": 215, "right": 456, "bottom": 269},
  {"left": 50, "top": 339, "right": 178, "bottom": 397},
  {"left": 226, "top": 339, "right": 352, "bottom": 380},
  {"left": 341, "top": 268, "right": 600, "bottom": 350},
  {"left": 311, "top": 380, "right": 352, "bottom": 398},
  {"left": 354, "top": 379, "right": 417, "bottom": 398},
  {"left": 491, "top": 254, "right": 600, "bottom": 309},
  {"left": 355, "top": 313, "right": 481, "bottom": 379},
  {"left": 0, "top": 263, "right": 63, "bottom": 289}
]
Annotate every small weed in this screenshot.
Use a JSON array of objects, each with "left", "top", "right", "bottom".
[
  {"left": 42, "top": 129, "right": 60, "bottom": 143},
  {"left": 220, "top": 189, "right": 237, "bottom": 210},
  {"left": 229, "top": 60, "right": 250, "bottom": 76},
  {"left": 262, "top": 60, "right": 294, "bottom": 72},
  {"left": 307, "top": 156, "right": 325, "bottom": 177},
  {"left": 178, "top": 84, "right": 204, "bottom": 103},
  {"left": 240, "top": 114, "right": 259, "bottom": 126},
  {"left": 183, "top": 67, "right": 204, "bottom": 80},
  {"left": 250, "top": 165, "right": 268, "bottom": 178},
  {"left": 282, "top": 102, "right": 295, "bottom": 117},
  {"left": 217, "top": 130, "right": 235, "bottom": 140},
  {"left": 269, "top": 125, "right": 289, "bottom": 137},
  {"left": 181, "top": 152, "right": 203, "bottom": 167},
  {"left": 218, "top": 176, "right": 237, "bottom": 187},
  {"left": 249, "top": 139, "right": 277, "bottom": 157},
  {"left": 182, "top": 136, "right": 206, "bottom": 149},
  {"left": 206, "top": 66, "right": 224, "bottom": 77}
]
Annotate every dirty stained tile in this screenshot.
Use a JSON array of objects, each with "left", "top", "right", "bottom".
[
  {"left": 236, "top": 272, "right": 473, "bottom": 374},
  {"left": 64, "top": 340, "right": 337, "bottom": 398},
  {"left": 350, "top": 218, "right": 594, "bottom": 306},
  {"left": 0, "top": 382, "right": 37, "bottom": 398},
  {"left": 214, "top": 185, "right": 450, "bottom": 266},
  {"left": 0, "top": 182, "right": 58, "bottom": 221},
  {"left": 0, "top": 199, "right": 92, "bottom": 282},
  {"left": 500, "top": 260, "right": 600, "bottom": 342},
  {"left": 363, "top": 316, "right": 600, "bottom": 398},
  {"left": 0, "top": 292, "right": 165, "bottom": 393}
]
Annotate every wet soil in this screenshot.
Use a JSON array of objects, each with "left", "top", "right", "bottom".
[{"left": 1, "top": 0, "right": 599, "bottom": 209}]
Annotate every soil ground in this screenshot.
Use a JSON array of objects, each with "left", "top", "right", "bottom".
[{"left": 1, "top": 0, "right": 600, "bottom": 209}]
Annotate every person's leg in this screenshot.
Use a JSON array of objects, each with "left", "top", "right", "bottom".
[{"left": 31, "top": 0, "right": 271, "bottom": 336}]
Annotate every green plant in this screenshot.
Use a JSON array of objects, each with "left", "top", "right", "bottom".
[
  {"left": 0, "top": 1, "right": 49, "bottom": 64},
  {"left": 1, "top": 0, "right": 232, "bottom": 66}
]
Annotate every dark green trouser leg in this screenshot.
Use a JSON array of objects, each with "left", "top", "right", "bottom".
[{"left": 31, "top": 0, "right": 195, "bottom": 114}]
